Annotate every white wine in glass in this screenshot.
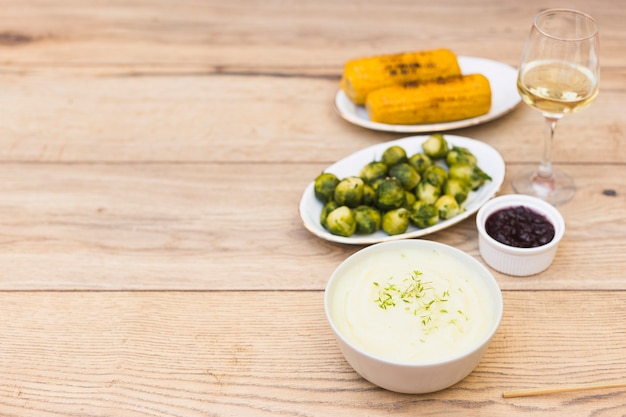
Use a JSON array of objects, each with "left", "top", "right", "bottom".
[{"left": 512, "top": 9, "right": 600, "bottom": 205}]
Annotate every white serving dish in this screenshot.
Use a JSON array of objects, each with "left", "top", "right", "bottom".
[
  {"left": 334, "top": 56, "right": 521, "bottom": 133},
  {"left": 324, "top": 240, "right": 503, "bottom": 394},
  {"left": 299, "top": 134, "right": 505, "bottom": 245}
]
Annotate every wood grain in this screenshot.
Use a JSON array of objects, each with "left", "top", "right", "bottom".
[
  {"left": 0, "top": 163, "right": 622, "bottom": 290},
  {"left": 1, "top": 0, "right": 625, "bottom": 415},
  {"left": 2, "top": 0, "right": 624, "bottom": 70},
  {"left": 0, "top": 71, "right": 623, "bottom": 164},
  {"left": 1, "top": 291, "right": 625, "bottom": 417}
]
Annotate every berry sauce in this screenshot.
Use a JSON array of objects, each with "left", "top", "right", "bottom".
[{"left": 485, "top": 205, "right": 555, "bottom": 248}]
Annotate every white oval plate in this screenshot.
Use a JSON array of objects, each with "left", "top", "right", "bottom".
[
  {"left": 299, "top": 135, "right": 505, "bottom": 245},
  {"left": 334, "top": 56, "right": 520, "bottom": 133}
]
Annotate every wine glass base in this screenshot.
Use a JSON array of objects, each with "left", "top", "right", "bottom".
[{"left": 511, "top": 167, "right": 575, "bottom": 206}]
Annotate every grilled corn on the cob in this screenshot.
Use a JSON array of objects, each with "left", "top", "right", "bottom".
[
  {"left": 340, "top": 49, "right": 461, "bottom": 105},
  {"left": 365, "top": 74, "right": 492, "bottom": 125}
]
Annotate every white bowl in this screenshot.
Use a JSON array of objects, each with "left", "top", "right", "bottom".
[
  {"left": 324, "top": 240, "right": 503, "bottom": 394},
  {"left": 476, "top": 194, "right": 565, "bottom": 276}
]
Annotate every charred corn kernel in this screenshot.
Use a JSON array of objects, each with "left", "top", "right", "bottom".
[
  {"left": 340, "top": 49, "right": 461, "bottom": 105},
  {"left": 365, "top": 74, "right": 492, "bottom": 125}
]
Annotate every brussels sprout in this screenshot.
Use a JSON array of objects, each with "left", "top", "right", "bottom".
[
  {"left": 381, "top": 145, "right": 408, "bottom": 166},
  {"left": 369, "top": 177, "right": 386, "bottom": 191},
  {"left": 403, "top": 190, "right": 416, "bottom": 209},
  {"left": 382, "top": 208, "right": 410, "bottom": 235},
  {"left": 409, "top": 200, "right": 439, "bottom": 228},
  {"left": 408, "top": 153, "right": 433, "bottom": 174},
  {"left": 448, "top": 163, "right": 492, "bottom": 190},
  {"left": 375, "top": 178, "right": 406, "bottom": 211},
  {"left": 333, "top": 176, "right": 364, "bottom": 208},
  {"left": 362, "top": 184, "right": 376, "bottom": 205},
  {"left": 325, "top": 206, "right": 356, "bottom": 237},
  {"left": 435, "top": 194, "right": 462, "bottom": 220},
  {"left": 422, "top": 165, "right": 448, "bottom": 187},
  {"left": 446, "top": 146, "right": 478, "bottom": 167},
  {"left": 415, "top": 180, "right": 442, "bottom": 205},
  {"left": 443, "top": 178, "right": 471, "bottom": 204},
  {"left": 421, "top": 133, "right": 449, "bottom": 159},
  {"left": 313, "top": 172, "right": 340, "bottom": 203},
  {"left": 389, "top": 162, "right": 421, "bottom": 191},
  {"left": 353, "top": 205, "right": 382, "bottom": 235},
  {"left": 360, "top": 161, "right": 388, "bottom": 184},
  {"left": 320, "top": 201, "right": 339, "bottom": 228}
]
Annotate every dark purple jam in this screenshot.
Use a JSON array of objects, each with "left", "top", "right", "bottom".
[{"left": 485, "top": 205, "right": 555, "bottom": 248}]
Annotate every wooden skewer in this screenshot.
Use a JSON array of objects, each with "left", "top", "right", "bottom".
[{"left": 503, "top": 381, "right": 626, "bottom": 398}]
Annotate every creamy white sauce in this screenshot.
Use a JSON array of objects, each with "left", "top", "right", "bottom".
[{"left": 330, "top": 247, "right": 494, "bottom": 364}]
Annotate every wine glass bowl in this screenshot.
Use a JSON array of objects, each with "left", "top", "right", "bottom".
[{"left": 512, "top": 9, "right": 600, "bottom": 205}]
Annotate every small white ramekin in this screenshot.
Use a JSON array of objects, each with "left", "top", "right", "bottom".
[{"left": 476, "top": 194, "right": 565, "bottom": 276}]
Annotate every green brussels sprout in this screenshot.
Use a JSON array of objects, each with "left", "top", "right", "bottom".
[
  {"left": 381, "top": 145, "right": 408, "bottom": 166},
  {"left": 359, "top": 161, "right": 388, "bottom": 184},
  {"left": 409, "top": 200, "right": 439, "bottom": 228},
  {"left": 422, "top": 165, "right": 448, "bottom": 187},
  {"left": 446, "top": 146, "right": 478, "bottom": 167},
  {"left": 415, "top": 180, "right": 442, "bottom": 205},
  {"left": 448, "top": 163, "right": 492, "bottom": 190},
  {"left": 403, "top": 190, "right": 417, "bottom": 209},
  {"left": 375, "top": 178, "right": 406, "bottom": 211},
  {"left": 362, "top": 184, "right": 376, "bottom": 205},
  {"left": 389, "top": 162, "right": 421, "bottom": 191},
  {"left": 369, "top": 177, "right": 386, "bottom": 191},
  {"left": 320, "top": 201, "right": 339, "bottom": 228},
  {"left": 325, "top": 206, "right": 356, "bottom": 237},
  {"left": 382, "top": 208, "right": 410, "bottom": 235},
  {"left": 421, "top": 133, "right": 449, "bottom": 159},
  {"left": 408, "top": 153, "right": 433, "bottom": 174},
  {"left": 443, "top": 178, "right": 471, "bottom": 204},
  {"left": 435, "top": 194, "right": 462, "bottom": 220},
  {"left": 333, "top": 176, "right": 364, "bottom": 208},
  {"left": 313, "top": 172, "right": 340, "bottom": 203},
  {"left": 353, "top": 205, "right": 382, "bottom": 235}
]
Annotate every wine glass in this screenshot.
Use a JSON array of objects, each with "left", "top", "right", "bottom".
[{"left": 512, "top": 9, "right": 600, "bottom": 205}]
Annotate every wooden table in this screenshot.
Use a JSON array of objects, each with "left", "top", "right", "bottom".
[{"left": 1, "top": 0, "right": 625, "bottom": 415}]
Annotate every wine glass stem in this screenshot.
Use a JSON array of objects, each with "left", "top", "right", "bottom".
[{"left": 539, "top": 116, "right": 560, "bottom": 178}]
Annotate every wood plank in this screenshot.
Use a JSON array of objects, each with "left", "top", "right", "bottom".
[
  {"left": 0, "top": 163, "right": 622, "bottom": 290},
  {"left": 1, "top": 72, "right": 624, "bottom": 164},
  {"left": 0, "top": 290, "right": 625, "bottom": 416},
  {"left": 1, "top": 0, "right": 624, "bottom": 72}
]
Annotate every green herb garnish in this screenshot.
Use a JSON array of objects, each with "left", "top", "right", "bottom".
[{"left": 373, "top": 270, "right": 467, "bottom": 335}]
